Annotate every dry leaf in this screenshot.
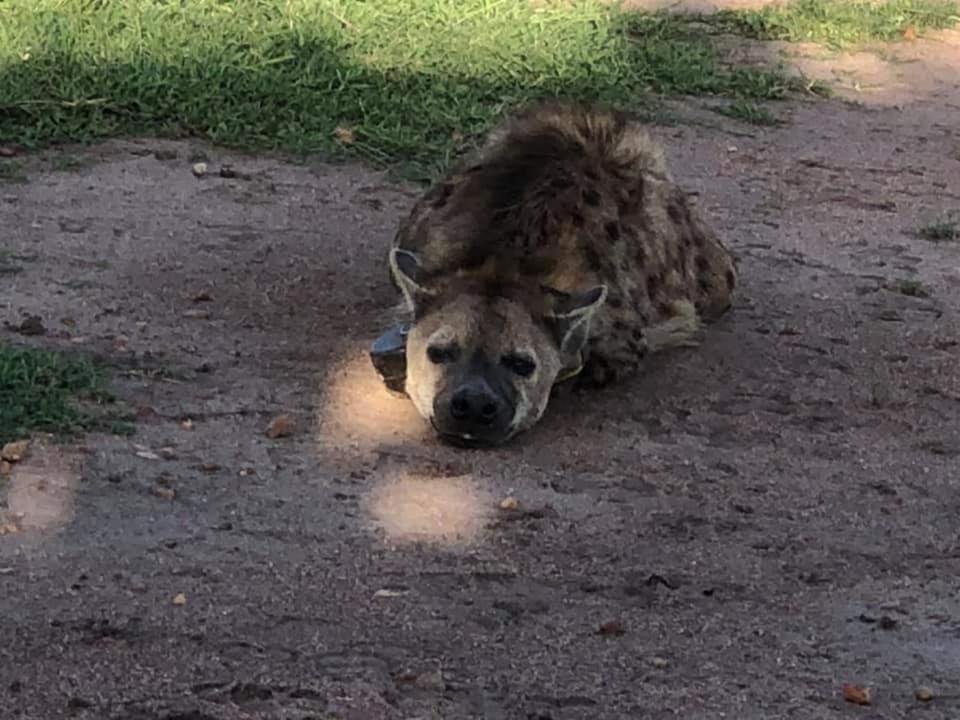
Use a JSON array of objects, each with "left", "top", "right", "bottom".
[
  {"left": 597, "top": 620, "right": 626, "bottom": 636},
  {"left": 1, "top": 440, "right": 29, "bottom": 462},
  {"left": 172, "top": 593, "right": 187, "bottom": 606},
  {"left": 902, "top": 25, "right": 917, "bottom": 40},
  {"left": 0, "top": 522, "right": 19, "bottom": 536},
  {"left": 180, "top": 419, "right": 194, "bottom": 430},
  {"left": 266, "top": 415, "right": 295, "bottom": 439},
  {"left": 841, "top": 683, "right": 871, "bottom": 705},
  {"left": 182, "top": 309, "right": 210, "bottom": 319},
  {"left": 914, "top": 687, "right": 934, "bottom": 702},
  {"left": 136, "top": 450, "right": 160, "bottom": 460},
  {"left": 333, "top": 126, "right": 356, "bottom": 145},
  {"left": 199, "top": 462, "right": 220, "bottom": 473},
  {"left": 499, "top": 496, "right": 520, "bottom": 510}
]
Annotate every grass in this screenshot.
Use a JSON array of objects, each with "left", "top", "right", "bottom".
[
  {"left": 889, "top": 278, "right": 931, "bottom": 297},
  {"left": 0, "top": 345, "right": 130, "bottom": 444},
  {"left": 713, "top": 98, "right": 780, "bottom": 125},
  {"left": 719, "top": 0, "right": 960, "bottom": 48},
  {"left": 0, "top": 0, "right": 821, "bottom": 181},
  {"left": 916, "top": 215, "right": 959, "bottom": 241}
]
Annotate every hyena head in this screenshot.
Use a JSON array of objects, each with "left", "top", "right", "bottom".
[{"left": 391, "top": 248, "right": 606, "bottom": 447}]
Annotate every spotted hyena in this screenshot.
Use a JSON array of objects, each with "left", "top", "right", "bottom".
[{"left": 372, "top": 100, "right": 736, "bottom": 447}]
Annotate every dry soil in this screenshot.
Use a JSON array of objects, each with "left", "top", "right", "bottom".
[{"left": 1, "top": 26, "right": 959, "bottom": 720}]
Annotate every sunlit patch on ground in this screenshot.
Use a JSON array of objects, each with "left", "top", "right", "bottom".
[
  {"left": 366, "top": 467, "right": 492, "bottom": 547},
  {"left": 315, "top": 345, "right": 430, "bottom": 453},
  {"left": 0, "top": 442, "right": 79, "bottom": 539}
]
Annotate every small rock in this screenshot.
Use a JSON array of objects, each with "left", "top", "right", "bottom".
[
  {"left": 373, "top": 588, "right": 409, "bottom": 599},
  {"left": 0, "top": 146, "right": 17, "bottom": 157},
  {"left": 192, "top": 291, "right": 212, "bottom": 303},
  {"left": 499, "top": 496, "right": 520, "bottom": 510},
  {"left": 413, "top": 671, "right": 444, "bottom": 691},
  {"left": 651, "top": 657, "right": 669, "bottom": 669},
  {"left": 914, "top": 687, "right": 934, "bottom": 702},
  {"left": 153, "top": 149, "right": 178, "bottom": 160},
  {"left": 182, "top": 309, "right": 210, "bottom": 319},
  {"left": 841, "top": 683, "right": 871, "bottom": 706},
  {"left": 151, "top": 486, "right": 176, "bottom": 501},
  {"left": 172, "top": 593, "right": 187, "bottom": 606},
  {"left": 136, "top": 450, "right": 160, "bottom": 460},
  {"left": 597, "top": 620, "right": 626, "bottom": 636},
  {"left": 192, "top": 162, "right": 208, "bottom": 177},
  {"left": 180, "top": 419, "right": 194, "bottom": 431},
  {"left": 1, "top": 440, "right": 29, "bottom": 462},
  {"left": 199, "top": 462, "right": 220, "bottom": 473},
  {"left": 266, "top": 415, "right": 295, "bottom": 439}
]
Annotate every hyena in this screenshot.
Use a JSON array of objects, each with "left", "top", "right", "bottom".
[{"left": 370, "top": 100, "right": 737, "bottom": 447}]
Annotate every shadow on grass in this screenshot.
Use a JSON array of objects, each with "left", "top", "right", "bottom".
[{"left": 0, "top": 2, "right": 814, "bottom": 182}]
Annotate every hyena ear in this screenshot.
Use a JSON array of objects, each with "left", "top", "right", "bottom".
[
  {"left": 543, "top": 284, "right": 608, "bottom": 354},
  {"left": 390, "top": 247, "right": 435, "bottom": 313}
]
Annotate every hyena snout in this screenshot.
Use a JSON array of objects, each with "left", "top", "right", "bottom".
[{"left": 433, "top": 377, "right": 513, "bottom": 447}]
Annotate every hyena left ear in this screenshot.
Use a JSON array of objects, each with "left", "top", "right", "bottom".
[
  {"left": 543, "top": 284, "right": 608, "bottom": 354},
  {"left": 390, "top": 247, "right": 435, "bottom": 313}
]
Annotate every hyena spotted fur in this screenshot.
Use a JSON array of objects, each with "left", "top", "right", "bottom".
[{"left": 382, "top": 100, "right": 736, "bottom": 447}]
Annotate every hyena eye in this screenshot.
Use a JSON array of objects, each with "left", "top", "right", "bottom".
[
  {"left": 501, "top": 353, "right": 536, "bottom": 378},
  {"left": 427, "top": 344, "right": 460, "bottom": 364}
]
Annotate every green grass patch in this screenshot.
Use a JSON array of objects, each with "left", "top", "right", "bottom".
[
  {"left": 713, "top": 98, "right": 781, "bottom": 125},
  {"left": 888, "top": 278, "right": 931, "bottom": 297},
  {"left": 720, "top": 0, "right": 959, "bottom": 48},
  {"left": 0, "top": 0, "right": 816, "bottom": 180},
  {"left": 916, "top": 215, "right": 959, "bottom": 242},
  {"left": 0, "top": 344, "right": 129, "bottom": 444}
]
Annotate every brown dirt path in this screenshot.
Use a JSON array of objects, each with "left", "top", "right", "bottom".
[{"left": 1, "top": 26, "right": 959, "bottom": 720}]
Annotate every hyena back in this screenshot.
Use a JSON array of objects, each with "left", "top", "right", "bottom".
[{"left": 383, "top": 100, "right": 737, "bottom": 447}]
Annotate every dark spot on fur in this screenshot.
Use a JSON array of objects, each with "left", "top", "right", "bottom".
[
  {"left": 725, "top": 269, "right": 736, "bottom": 290},
  {"left": 667, "top": 200, "right": 684, "bottom": 223},
  {"left": 698, "top": 278, "right": 712, "bottom": 293},
  {"left": 604, "top": 221, "right": 620, "bottom": 243},
  {"left": 656, "top": 301, "right": 672, "bottom": 316},
  {"left": 635, "top": 245, "right": 646, "bottom": 266},
  {"left": 583, "top": 187, "right": 601, "bottom": 206},
  {"left": 632, "top": 329, "right": 644, "bottom": 341},
  {"left": 608, "top": 296, "right": 623, "bottom": 309},
  {"left": 550, "top": 176, "right": 574, "bottom": 190},
  {"left": 695, "top": 255, "right": 710, "bottom": 273},
  {"left": 572, "top": 211, "right": 585, "bottom": 228},
  {"left": 583, "top": 243, "right": 602, "bottom": 271},
  {"left": 678, "top": 252, "right": 688, "bottom": 274},
  {"left": 585, "top": 168, "right": 599, "bottom": 181},
  {"left": 647, "top": 273, "right": 659, "bottom": 297},
  {"left": 613, "top": 320, "right": 629, "bottom": 332}
]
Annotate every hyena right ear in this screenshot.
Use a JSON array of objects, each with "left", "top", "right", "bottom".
[
  {"left": 543, "top": 284, "right": 607, "bottom": 354},
  {"left": 390, "top": 247, "right": 435, "bottom": 313}
]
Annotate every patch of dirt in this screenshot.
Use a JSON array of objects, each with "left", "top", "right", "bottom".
[{"left": 2, "top": 36, "right": 960, "bottom": 720}]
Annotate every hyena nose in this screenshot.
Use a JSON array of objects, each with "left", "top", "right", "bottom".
[{"left": 450, "top": 385, "right": 500, "bottom": 426}]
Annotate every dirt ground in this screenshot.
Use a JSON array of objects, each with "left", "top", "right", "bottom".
[{"left": 2, "top": 26, "right": 960, "bottom": 720}]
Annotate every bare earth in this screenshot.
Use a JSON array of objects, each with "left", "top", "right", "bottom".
[{"left": 2, "top": 28, "right": 960, "bottom": 720}]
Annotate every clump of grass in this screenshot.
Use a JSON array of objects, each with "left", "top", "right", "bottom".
[
  {"left": 916, "top": 215, "right": 959, "bottom": 241},
  {"left": 0, "top": 344, "right": 126, "bottom": 444},
  {"left": 0, "top": 0, "right": 816, "bottom": 180},
  {"left": 888, "top": 278, "right": 931, "bottom": 297},
  {"left": 720, "top": 0, "right": 960, "bottom": 48},
  {"left": 713, "top": 98, "right": 780, "bottom": 125}
]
